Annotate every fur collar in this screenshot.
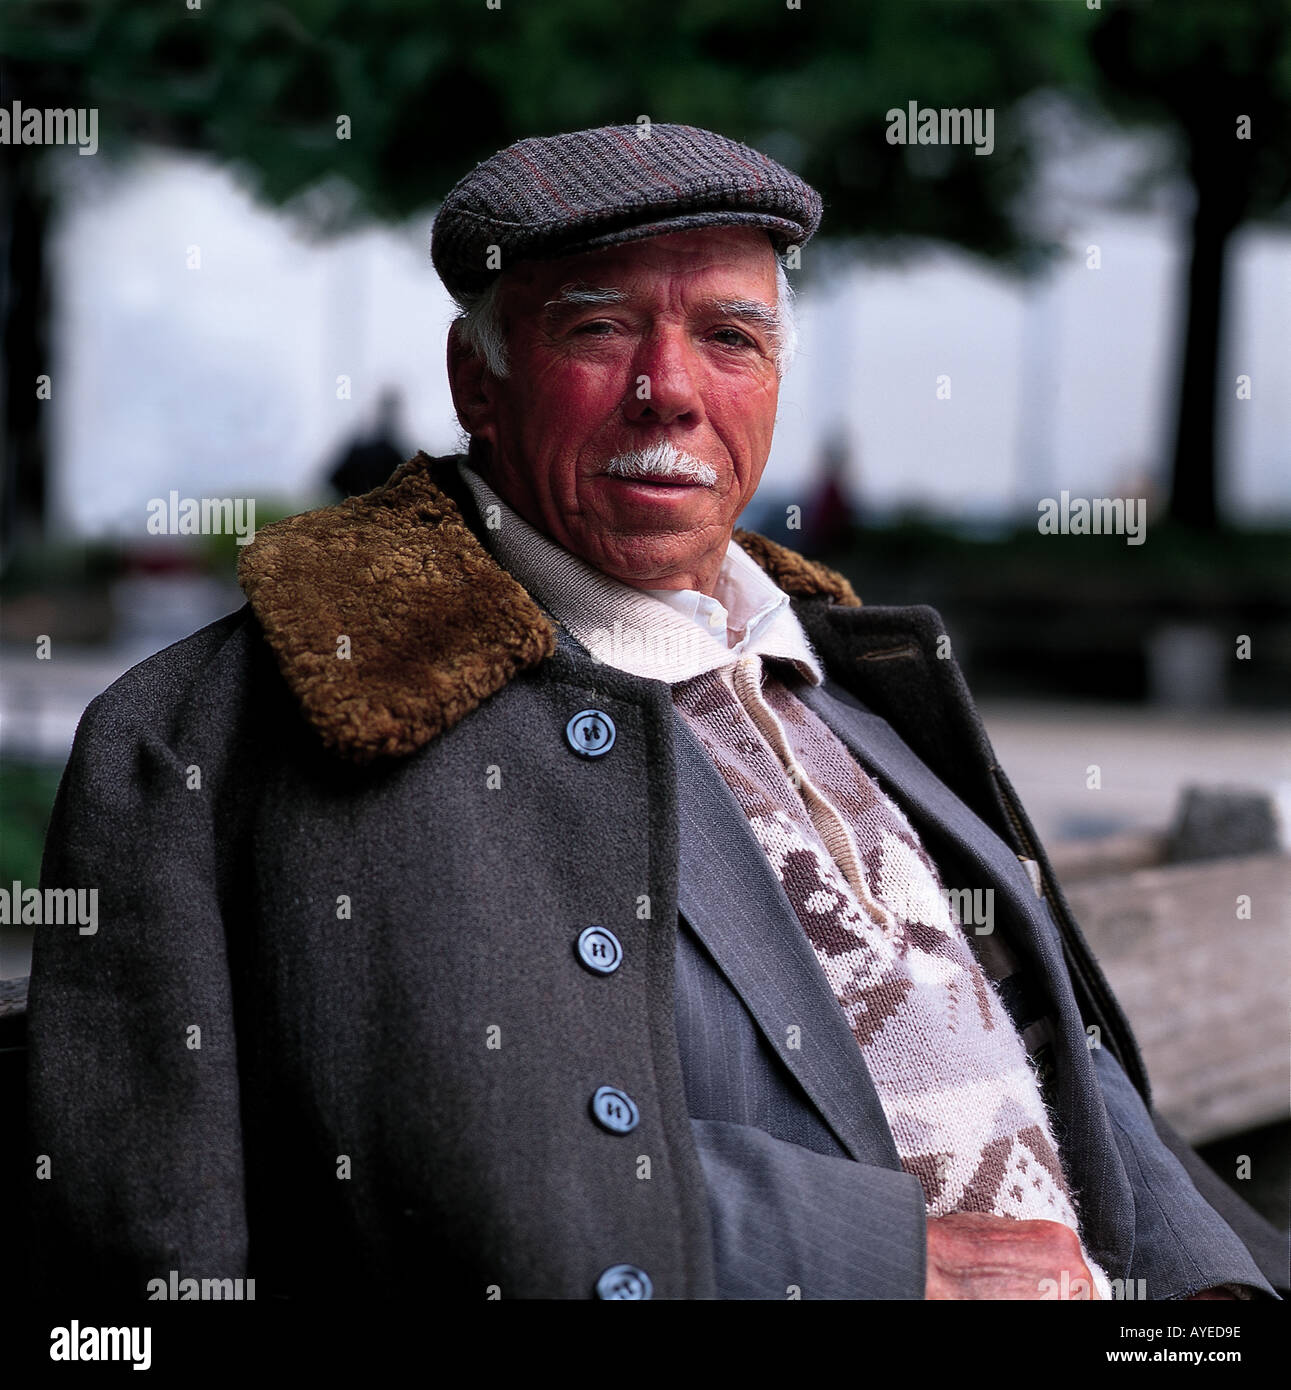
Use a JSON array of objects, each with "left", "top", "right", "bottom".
[{"left": 237, "top": 451, "right": 861, "bottom": 763}]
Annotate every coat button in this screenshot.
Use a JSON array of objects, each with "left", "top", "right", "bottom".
[
  {"left": 566, "top": 708, "right": 616, "bottom": 757},
  {"left": 590, "top": 1085, "right": 639, "bottom": 1134},
  {"left": 576, "top": 926, "right": 623, "bottom": 975},
  {"left": 595, "top": 1264, "right": 653, "bottom": 1300}
]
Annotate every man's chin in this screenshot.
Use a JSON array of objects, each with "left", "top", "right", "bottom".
[{"left": 577, "top": 532, "right": 713, "bottom": 589}]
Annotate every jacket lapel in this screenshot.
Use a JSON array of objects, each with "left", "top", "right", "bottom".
[{"left": 672, "top": 711, "right": 903, "bottom": 1171}]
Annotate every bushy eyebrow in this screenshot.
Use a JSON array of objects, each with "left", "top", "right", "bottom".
[
  {"left": 710, "top": 298, "right": 781, "bottom": 343},
  {"left": 540, "top": 285, "right": 781, "bottom": 345},
  {"left": 541, "top": 284, "right": 629, "bottom": 319}
]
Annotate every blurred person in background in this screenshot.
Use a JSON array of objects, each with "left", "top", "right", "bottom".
[{"left": 326, "top": 386, "right": 410, "bottom": 499}]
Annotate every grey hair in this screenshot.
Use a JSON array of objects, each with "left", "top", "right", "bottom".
[{"left": 451, "top": 254, "right": 799, "bottom": 380}]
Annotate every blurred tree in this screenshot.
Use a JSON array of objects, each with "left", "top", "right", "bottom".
[
  {"left": 1, "top": 0, "right": 1286, "bottom": 544},
  {"left": 1089, "top": 0, "right": 1291, "bottom": 529}
]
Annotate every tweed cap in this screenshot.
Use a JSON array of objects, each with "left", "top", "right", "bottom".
[{"left": 431, "top": 123, "right": 821, "bottom": 300}]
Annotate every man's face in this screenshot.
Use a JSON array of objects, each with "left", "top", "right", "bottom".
[{"left": 448, "top": 227, "right": 783, "bottom": 594}]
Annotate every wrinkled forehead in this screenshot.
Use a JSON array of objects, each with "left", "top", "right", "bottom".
[{"left": 501, "top": 226, "right": 780, "bottom": 315}]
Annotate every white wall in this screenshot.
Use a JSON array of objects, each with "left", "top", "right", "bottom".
[{"left": 45, "top": 143, "right": 1291, "bottom": 539}]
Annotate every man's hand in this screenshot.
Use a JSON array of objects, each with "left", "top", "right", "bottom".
[{"left": 926, "top": 1212, "right": 1101, "bottom": 1300}]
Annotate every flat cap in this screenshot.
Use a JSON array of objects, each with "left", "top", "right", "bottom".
[{"left": 431, "top": 122, "right": 821, "bottom": 300}]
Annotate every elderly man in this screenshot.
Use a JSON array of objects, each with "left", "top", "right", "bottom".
[{"left": 29, "top": 124, "right": 1285, "bottom": 1303}]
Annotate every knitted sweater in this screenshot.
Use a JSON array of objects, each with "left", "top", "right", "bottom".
[{"left": 675, "top": 659, "right": 1079, "bottom": 1224}]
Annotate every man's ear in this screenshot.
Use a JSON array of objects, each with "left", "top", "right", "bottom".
[{"left": 446, "top": 322, "right": 498, "bottom": 446}]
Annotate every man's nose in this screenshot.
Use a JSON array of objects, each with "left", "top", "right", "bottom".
[{"left": 621, "top": 327, "right": 704, "bottom": 426}]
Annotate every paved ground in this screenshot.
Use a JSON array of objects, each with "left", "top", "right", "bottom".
[
  {"left": 977, "top": 699, "right": 1291, "bottom": 848},
  {"left": 4, "top": 643, "right": 1287, "bottom": 828}
]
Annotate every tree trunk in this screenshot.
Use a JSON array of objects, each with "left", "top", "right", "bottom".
[
  {"left": 0, "top": 150, "right": 51, "bottom": 568},
  {"left": 1166, "top": 179, "right": 1238, "bottom": 532}
]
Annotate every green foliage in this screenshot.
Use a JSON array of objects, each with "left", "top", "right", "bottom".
[
  {"left": 0, "top": 760, "right": 64, "bottom": 890},
  {"left": 5, "top": 0, "right": 1284, "bottom": 254},
  {"left": 1, "top": 0, "right": 1108, "bottom": 266},
  {"left": 826, "top": 518, "right": 1291, "bottom": 605},
  {"left": 198, "top": 493, "right": 311, "bottom": 574}
]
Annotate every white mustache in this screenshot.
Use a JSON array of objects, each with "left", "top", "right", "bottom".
[{"left": 603, "top": 442, "right": 717, "bottom": 487}]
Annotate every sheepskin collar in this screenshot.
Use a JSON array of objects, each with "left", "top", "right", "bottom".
[{"left": 237, "top": 451, "right": 861, "bottom": 763}]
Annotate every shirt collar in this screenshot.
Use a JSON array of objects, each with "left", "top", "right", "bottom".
[
  {"left": 457, "top": 460, "right": 824, "bottom": 686},
  {"left": 643, "top": 540, "right": 796, "bottom": 650}
]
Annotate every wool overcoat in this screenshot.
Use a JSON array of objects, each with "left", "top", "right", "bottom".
[{"left": 26, "top": 453, "right": 1286, "bottom": 1301}]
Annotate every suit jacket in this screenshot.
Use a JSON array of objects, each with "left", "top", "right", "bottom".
[{"left": 26, "top": 452, "right": 1286, "bottom": 1300}]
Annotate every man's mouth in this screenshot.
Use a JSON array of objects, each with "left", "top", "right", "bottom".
[
  {"left": 606, "top": 473, "right": 703, "bottom": 487},
  {"left": 599, "top": 442, "right": 720, "bottom": 491}
]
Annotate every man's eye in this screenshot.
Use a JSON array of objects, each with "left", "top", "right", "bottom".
[
  {"left": 710, "top": 327, "right": 756, "bottom": 349},
  {"left": 574, "top": 320, "right": 616, "bottom": 336}
]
